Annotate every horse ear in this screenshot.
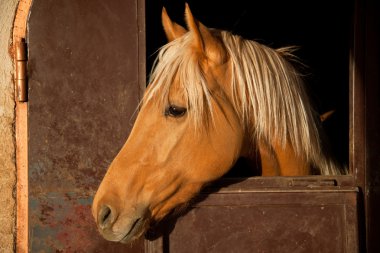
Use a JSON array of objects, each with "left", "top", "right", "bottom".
[
  {"left": 162, "top": 7, "right": 187, "bottom": 42},
  {"left": 184, "top": 3, "right": 227, "bottom": 64}
]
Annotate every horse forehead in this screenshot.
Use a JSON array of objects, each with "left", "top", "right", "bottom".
[
  {"left": 202, "top": 59, "right": 232, "bottom": 90},
  {"left": 168, "top": 75, "right": 187, "bottom": 103},
  {"left": 166, "top": 59, "right": 230, "bottom": 100}
]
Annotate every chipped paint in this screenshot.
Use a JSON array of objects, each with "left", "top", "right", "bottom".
[{"left": 27, "top": 0, "right": 144, "bottom": 251}]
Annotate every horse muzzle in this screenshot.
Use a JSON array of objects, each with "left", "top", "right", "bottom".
[{"left": 95, "top": 203, "right": 150, "bottom": 243}]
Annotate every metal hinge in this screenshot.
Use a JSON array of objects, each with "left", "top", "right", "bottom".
[{"left": 15, "top": 38, "right": 28, "bottom": 102}]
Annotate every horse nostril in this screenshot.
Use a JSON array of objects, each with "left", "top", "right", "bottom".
[{"left": 98, "top": 205, "right": 115, "bottom": 229}]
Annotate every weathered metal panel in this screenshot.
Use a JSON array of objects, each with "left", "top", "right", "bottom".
[
  {"left": 29, "top": 193, "right": 141, "bottom": 252},
  {"left": 350, "top": 1, "right": 380, "bottom": 251},
  {"left": 27, "top": 0, "right": 144, "bottom": 251},
  {"left": 356, "top": 1, "right": 380, "bottom": 252},
  {"left": 146, "top": 178, "right": 359, "bottom": 253}
]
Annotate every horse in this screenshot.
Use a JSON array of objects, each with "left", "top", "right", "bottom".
[{"left": 92, "top": 4, "right": 345, "bottom": 244}]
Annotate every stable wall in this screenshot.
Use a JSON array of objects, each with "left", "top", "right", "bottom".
[{"left": 0, "top": 0, "right": 19, "bottom": 252}]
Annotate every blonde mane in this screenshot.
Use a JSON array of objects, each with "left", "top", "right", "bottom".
[{"left": 145, "top": 30, "right": 342, "bottom": 175}]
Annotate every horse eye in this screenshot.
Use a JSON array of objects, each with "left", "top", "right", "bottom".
[{"left": 165, "top": 105, "right": 187, "bottom": 117}]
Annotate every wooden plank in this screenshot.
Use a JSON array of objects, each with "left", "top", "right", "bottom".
[{"left": 13, "top": 0, "right": 32, "bottom": 252}]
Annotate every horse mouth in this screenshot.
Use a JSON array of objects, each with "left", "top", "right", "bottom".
[{"left": 119, "top": 218, "right": 144, "bottom": 243}]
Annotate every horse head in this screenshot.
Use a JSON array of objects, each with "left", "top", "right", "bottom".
[{"left": 92, "top": 4, "right": 245, "bottom": 243}]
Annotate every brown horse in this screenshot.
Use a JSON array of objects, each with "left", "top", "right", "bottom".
[{"left": 92, "top": 4, "right": 345, "bottom": 244}]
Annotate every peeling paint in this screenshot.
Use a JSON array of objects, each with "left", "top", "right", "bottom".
[{"left": 27, "top": 0, "right": 144, "bottom": 251}]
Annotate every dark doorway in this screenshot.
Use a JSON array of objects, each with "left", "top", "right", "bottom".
[{"left": 146, "top": 0, "right": 353, "bottom": 175}]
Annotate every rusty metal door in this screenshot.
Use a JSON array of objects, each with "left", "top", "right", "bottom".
[
  {"left": 145, "top": 178, "right": 359, "bottom": 253},
  {"left": 27, "top": 0, "right": 145, "bottom": 251},
  {"left": 26, "top": 0, "right": 368, "bottom": 252}
]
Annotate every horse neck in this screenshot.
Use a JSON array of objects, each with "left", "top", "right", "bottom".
[
  {"left": 238, "top": 116, "right": 311, "bottom": 176},
  {"left": 217, "top": 47, "right": 340, "bottom": 176}
]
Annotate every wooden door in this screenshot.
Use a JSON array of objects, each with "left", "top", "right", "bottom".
[{"left": 27, "top": 0, "right": 145, "bottom": 251}]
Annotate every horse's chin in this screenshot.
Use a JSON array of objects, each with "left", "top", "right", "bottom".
[
  {"left": 98, "top": 216, "right": 149, "bottom": 244},
  {"left": 118, "top": 217, "right": 149, "bottom": 244}
]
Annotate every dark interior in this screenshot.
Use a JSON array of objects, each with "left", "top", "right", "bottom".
[{"left": 146, "top": 0, "right": 353, "bottom": 176}]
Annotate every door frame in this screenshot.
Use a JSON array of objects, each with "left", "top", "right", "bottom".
[{"left": 13, "top": 0, "right": 32, "bottom": 252}]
